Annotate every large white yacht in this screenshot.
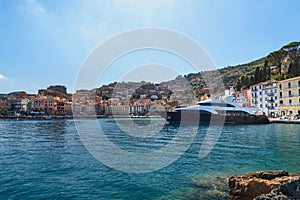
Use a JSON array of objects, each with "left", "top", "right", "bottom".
[{"left": 166, "top": 95, "right": 269, "bottom": 124}]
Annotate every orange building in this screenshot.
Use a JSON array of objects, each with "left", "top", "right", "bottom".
[{"left": 33, "top": 96, "right": 57, "bottom": 114}]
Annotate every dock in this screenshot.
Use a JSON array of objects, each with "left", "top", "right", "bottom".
[{"left": 269, "top": 118, "right": 300, "bottom": 124}]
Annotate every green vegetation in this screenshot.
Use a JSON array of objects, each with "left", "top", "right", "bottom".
[
  {"left": 232, "top": 41, "right": 300, "bottom": 91},
  {"left": 183, "top": 41, "right": 300, "bottom": 93}
]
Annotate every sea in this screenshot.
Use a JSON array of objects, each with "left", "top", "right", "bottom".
[{"left": 1, "top": 118, "right": 300, "bottom": 199}]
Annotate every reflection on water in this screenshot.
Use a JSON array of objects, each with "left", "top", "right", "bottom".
[{"left": 0, "top": 119, "right": 300, "bottom": 199}]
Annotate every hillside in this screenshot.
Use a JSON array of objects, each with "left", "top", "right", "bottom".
[
  {"left": 96, "top": 41, "right": 299, "bottom": 101},
  {"left": 184, "top": 41, "right": 300, "bottom": 92}
]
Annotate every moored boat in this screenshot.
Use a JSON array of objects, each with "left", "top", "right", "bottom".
[{"left": 166, "top": 95, "right": 269, "bottom": 125}]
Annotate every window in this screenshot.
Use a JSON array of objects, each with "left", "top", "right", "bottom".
[
  {"left": 280, "top": 92, "right": 282, "bottom": 98},
  {"left": 279, "top": 100, "right": 283, "bottom": 104},
  {"left": 289, "top": 99, "right": 292, "bottom": 105},
  {"left": 275, "top": 103, "right": 277, "bottom": 107},
  {"left": 288, "top": 82, "right": 291, "bottom": 88},
  {"left": 298, "top": 81, "right": 300, "bottom": 87},
  {"left": 198, "top": 102, "right": 235, "bottom": 107},
  {"left": 279, "top": 84, "right": 282, "bottom": 90},
  {"left": 274, "top": 89, "right": 277, "bottom": 93},
  {"left": 260, "top": 104, "right": 262, "bottom": 108},
  {"left": 289, "top": 91, "right": 292, "bottom": 97},
  {"left": 299, "top": 89, "right": 300, "bottom": 96}
]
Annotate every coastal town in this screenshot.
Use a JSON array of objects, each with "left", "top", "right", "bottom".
[{"left": 0, "top": 74, "right": 300, "bottom": 120}]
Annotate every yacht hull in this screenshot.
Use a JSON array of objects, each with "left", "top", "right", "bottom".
[{"left": 166, "top": 110, "right": 269, "bottom": 125}]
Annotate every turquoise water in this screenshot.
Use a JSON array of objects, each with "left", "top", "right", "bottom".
[{"left": 0, "top": 119, "right": 300, "bottom": 199}]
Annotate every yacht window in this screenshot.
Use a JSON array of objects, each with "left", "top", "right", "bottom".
[{"left": 198, "top": 102, "right": 235, "bottom": 107}]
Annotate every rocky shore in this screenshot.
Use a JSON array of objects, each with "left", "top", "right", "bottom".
[{"left": 229, "top": 170, "right": 300, "bottom": 200}]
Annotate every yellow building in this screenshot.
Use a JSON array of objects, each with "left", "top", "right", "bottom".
[{"left": 278, "top": 76, "right": 300, "bottom": 116}]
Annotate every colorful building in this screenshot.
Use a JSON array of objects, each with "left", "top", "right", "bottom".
[
  {"left": 233, "top": 89, "right": 251, "bottom": 107},
  {"left": 278, "top": 76, "right": 300, "bottom": 116},
  {"left": 250, "top": 81, "right": 278, "bottom": 116}
]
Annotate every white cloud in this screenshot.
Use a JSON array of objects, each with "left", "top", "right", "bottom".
[
  {"left": 0, "top": 73, "right": 5, "bottom": 79},
  {"left": 24, "top": 0, "right": 46, "bottom": 14}
]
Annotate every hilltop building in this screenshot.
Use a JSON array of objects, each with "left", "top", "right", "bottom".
[{"left": 47, "top": 85, "right": 67, "bottom": 94}]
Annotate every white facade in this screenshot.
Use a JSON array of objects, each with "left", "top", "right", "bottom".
[{"left": 250, "top": 81, "right": 278, "bottom": 116}]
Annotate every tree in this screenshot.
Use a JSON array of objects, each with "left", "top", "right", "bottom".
[
  {"left": 235, "top": 79, "right": 242, "bottom": 92},
  {"left": 267, "top": 65, "right": 271, "bottom": 80},
  {"left": 254, "top": 67, "right": 262, "bottom": 83},
  {"left": 250, "top": 76, "right": 255, "bottom": 85},
  {"left": 282, "top": 41, "right": 300, "bottom": 77},
  {"left": 267, "top": 49, "right": 287, "bottom": 79},
  {"left": 245, "top": 76, "right": 250, "bottom": 88},
  {"left": 282, "top": 41, "right": 300, "bottom": 65},
  {"left": 240, "top": 75, "right": 246, "bottom": 86},
  {"left": 263, "top": 60, "right": 268, "bottom": 81},
  {"left": 288, "top": 61, "right": 300, "bottom": 77}
]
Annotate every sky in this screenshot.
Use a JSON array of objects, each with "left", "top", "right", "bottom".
[{"left": 0, "top": 0, "right": 300, "bottom": 93}]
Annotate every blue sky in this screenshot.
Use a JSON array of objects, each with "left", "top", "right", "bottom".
[{"left": 0, "top": 0, "right": 299, "bottom": 93}]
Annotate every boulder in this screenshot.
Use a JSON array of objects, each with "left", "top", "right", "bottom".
[
  {"left": 229, "top": 171, "right": 298, "bottom": 200},
  {"left": 255, "top": 176, "right": 300, "bottom": 200},
  {"left": 245, "top": 170, "right": 289, "bottom": 180}
]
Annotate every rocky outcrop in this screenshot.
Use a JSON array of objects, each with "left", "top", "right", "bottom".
[
  {"left": 255, "top": 177, "right": 300, "bottom": 200},
  {"left": 229, "top": 170, "right": 299, "bottom": 200},
  {"left": 245, "top": 170, "right": 289, "bottom": 180}
]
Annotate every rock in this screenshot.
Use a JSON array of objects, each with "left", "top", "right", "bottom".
[
  {"left": 280, "top": 177, "right": 300, "bottom": 199},
  {"left": 255, "top": 177, "right": 300, "bottom": 200},
  {"left": 229, "top": 171, "right": 299, "bottom": 200},
  {"left": 245, "top": 170, "right": 289, "bottom": 180}
]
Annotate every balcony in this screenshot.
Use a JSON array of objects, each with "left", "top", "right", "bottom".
[
  {"left": 279, "top": 95, "right": 299, "bottom": 99},
  {"left": 267, "top": 92, "right": 275, "bottom": 96},
  {"left": 279, "top": 103, "right": 300, "bottom": 107},
  {"left": 282, "top": 85, "right": 300, "bottom": 90}
]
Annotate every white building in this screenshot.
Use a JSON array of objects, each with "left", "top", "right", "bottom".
[
  {"left": 105, "top": 105, "right": 130, "bottom": 116},
  {"left": 250, "top": 81, "right": 278, "bottom": 116}
]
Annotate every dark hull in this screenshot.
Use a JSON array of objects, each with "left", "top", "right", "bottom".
[{"left": 166, "top": 110, "right": 269, "bottom": 125}]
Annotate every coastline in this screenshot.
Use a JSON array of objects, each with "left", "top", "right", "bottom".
[
  {"left": 269, "top": 118, "right": 300, "bottom": 124},
  {"left": 0, "top": 115, "right": 162, "bottom": 120},
  {"left": 2, "top": 115, "right": 300, "bottom": 124},
  {"left": 228, "top": 170, "right": 300, "bottom": 200}
]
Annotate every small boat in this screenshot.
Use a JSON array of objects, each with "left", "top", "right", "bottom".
[
  {"left": 166, "top": 95, "right": 269, "bottom": 125},
  {"left": 44, "top": 115, "right": 52, "bottom": 120}
]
